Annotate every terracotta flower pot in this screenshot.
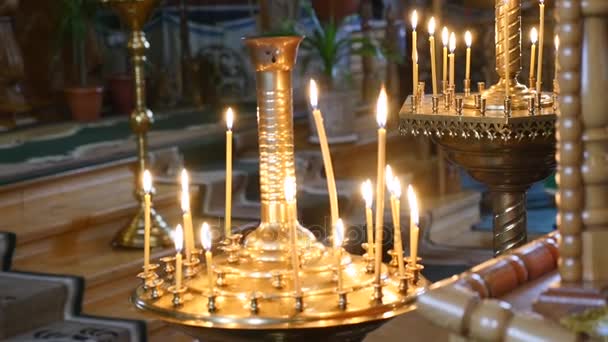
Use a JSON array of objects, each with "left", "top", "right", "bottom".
[
  {"left": 65, "top": 86, "right": 104, "bottom": 122},
  {"left": 108, "top": 74, "right": 134, "bottom": 115},
  {"left": 312, "top": 0, "right": 360, "bottom": 23}
]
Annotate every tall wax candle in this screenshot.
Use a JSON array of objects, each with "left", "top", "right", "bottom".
[
  {"left": 180, "top": 169, "right": 194, "bottom": 261},
  {"left": 411, "top": 11, "right": 419, "bottom": 95},
  {"left": 225, "top": 108, "right": 234, "bottom": 238},
  {"left": 407, "top": 186, "right": 419, "bottom": 266},
  {"left": 334, "top": 218, "right": 345, "bottom": 292},
  {"left": 449, "top": 32, "right": 456, "bottom": 89},
  {"left": 442, "top": 27, "right": 449, "bottom": 89},
  {"left": 428, "top": 18, "right": 438, "bottom": 97},
  {"left": 554, "top": 35, "right": 560, "bottom": 83},
  {"left": 284, "top": 177, "right": 301, "bottom": 296},
  {"left": 503, "top": 0, "right": 510, "bottom": 97},
  {"left": 465, "top": 31, "right": 472, "bottom": 80},
  {"left": 174, "top": 224, "right": 184, "bottom": 289},
  {"left": 536, "top": 0, "right": 545, "bottom": 94},
  {"left": 373, "top": 87, "right": 388, "bottom": 285},
  {"left": 361, "top": 179, "right": 374, "bottom": 258},
  {"left": 143, "top": 170, "right": 152, "bottom": 271},
  {"left": 530, "top": 28, "right": 538, "bottom": 80},
  {"left": 389, "top": 177, "right": 405, "bottom": 277},
  {"left": 309, "top": 80, "right": 339, "bottom": 229},
  {"left": 201, "top": 222, "right": 214, "bottom": 291}
]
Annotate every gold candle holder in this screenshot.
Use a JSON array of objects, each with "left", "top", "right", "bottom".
[
  {"left": 463, "top": 79, "right": 471, "bottom": 96},
  {"left": 431, "top": 96, "right": 439, "bottom": 113},
  {"left": 528, "top": 96, "right": 536, "bottom": 115},
  {"left": 478, "top": 82, "right": 486, "bottom": 93},
  {"left": 103, "top": 0, "right": 172, "bottom": 248},
  {"left": 455, "top": 97, "right": 464, "bottom": 115}
]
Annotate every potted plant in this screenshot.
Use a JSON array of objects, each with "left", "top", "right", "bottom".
[
  {"left": 58, "top": 0, "right": 104, "bottom": 122},
  {"left": 300, "top": 10, "right": 382, "bottom": 144}
]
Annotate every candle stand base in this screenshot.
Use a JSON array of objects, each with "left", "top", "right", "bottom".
[
  {"left": 113, "top": 206, "right": 173, "bottom": 248},
  {"left": 400, "top": 94, "right": 556, "bottom": 255}
]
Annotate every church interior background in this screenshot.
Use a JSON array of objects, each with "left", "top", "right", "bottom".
[{"left": 0, "top": 0, "right": 606, "bottom": 341}]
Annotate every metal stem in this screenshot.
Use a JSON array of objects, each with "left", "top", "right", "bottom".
[{"left": 491, "top": 190, "right": 527, "bottom": 255}]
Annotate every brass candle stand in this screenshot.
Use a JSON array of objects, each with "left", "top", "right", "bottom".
[
  {"left": 102, "top": 0, "right": 172, "bottom": 248},
  {"left": 131, "top": 36, "right": 428, "bottom": 341},
  {"left": 400, "top": 0, "right": 557, "bottom": 255}
]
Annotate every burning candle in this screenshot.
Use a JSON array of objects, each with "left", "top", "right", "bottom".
[
  {"left": 284, "top": 176, "right": 301, "bottom": 296},
  {"left": 334, "top": 218, "right": 345, "bottom": 292},
  {"left": 309, "top": 80, "right": 339, "bottom": 229},
  {"left": 407, "top": 186, "right": 419, "bottom": 266},
  {"left": 180, "top": 169, "right": 194, "bottom": 261},
  {"left": 143, "top": 170, "right": 152, "bottom": 272},
  {"left": 225, "top": 107, "right": 234, "bottom": 238},
  {"left": 361, "top": 179, "right": 374, "bottom": 258},
  {"left": 174, "top": 224, "right": 184, "bottom": 289},
  {"left": 411, "top": 10, "right": 418, "bottom": 95},
  {"left": 388, "top": 176, "right": 405, "bottom": 277},
  {"left": 428, "top": 17, "right": 438, "bottom": 97},
  {"left": 449, "top": 32, "right": 456, "bottom": 89},
  {"left": 201, "top": 222, "right": 214, "bottom": 291},
  {"left": 373, "top": 87, "right": 388, "bottom": 285},
  {"left": 465, "top": 31, "right": 472, "bottom": 81},
  {"left": 529, "top": 28, "right": 538, "bottom": 81},
  {"left": 442, "top": 27, "right": 449, "bottom": 89},
  {"left": 536, "top": 0, "right": 545, "bottom": 94},
  {"left": 503, "top": 0, "right": 510, "bottom": 97}
]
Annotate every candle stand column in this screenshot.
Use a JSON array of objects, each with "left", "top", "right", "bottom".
[{"left": 103, "top": 0, "right": 172, "bottom": 248}]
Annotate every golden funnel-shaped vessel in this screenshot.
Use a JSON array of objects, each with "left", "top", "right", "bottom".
[{"left": 131, "top": 36, "right": 428, "bottom": 341}]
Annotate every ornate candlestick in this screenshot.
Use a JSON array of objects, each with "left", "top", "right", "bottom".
[
  {"left": 102, "top": 0, "right": 172, "bottom": 248},
  {"left": 131, "top": 36, "right": 429, "bottom": 341},
  {"left": 400, "top": 1, "right": 557, "bottom": 255}
]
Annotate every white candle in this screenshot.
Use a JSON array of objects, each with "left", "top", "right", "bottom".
[
  {"left": 449, "top": 32, "right": 456, "bottom": 89},
  {"left": 374, "top": 87, "right": 388, "bottom": 285},
  {"left": 407, "top": 186, "right": 419, "bottom": 266},
  {"left": 284, "top": 176, "right": 301, "bottom": 296},
  {"left": 225, "top": 108, "right": 234, "bottom": 238},
  {"left": 201, "top": 222, "right": 214, "bottom": 291},
  {"left": 530, "top": 28, "right": 538, "bottom": 81},
  {"left": 180, "top": 169, "right": 194, "bottom": 261},
  {"left": 388, "top": 176, "right": 405, "bottom": 277},
  {"left": 428, "top": 18, "right": 438, "bottom": 96},
  {"left": 554, "top": 35, "right": 560, "bottom": 83},
  {"left": 465, "top": 31, "right": 472, "bottom": 80},
  {"left": 442, "top": 27, "right": 449, "bottom": 88},
  {"left": 503, "top": 0, "right": 510, "bottom": 97},
  {"left": 174, "top": 224, "right": 184, "bottom": 289},
  {"left": 536, "top": 0, "right": 545, "bottom": 94},
  {"left": 309, "top": 80, "right": 339, "bottom": 229},
  {"left": 143, "top": 170, "right": 152, "bottom": 272},
  {"left": 411, "top": 10, "right": 418, "bottom": 95},
  {"left": 361, "top": 179, "right": 374, "bottom": 259},
  {"left": 334, "top": 218, "right": 345, "bottom": 291}
]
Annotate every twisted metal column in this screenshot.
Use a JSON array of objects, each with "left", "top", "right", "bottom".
[{"left": 492, "top": 190, "right": 527, "bottom": 255}]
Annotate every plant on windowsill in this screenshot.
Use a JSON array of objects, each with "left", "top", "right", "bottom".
[{"left": 57, "top": 0, "right": 104, "bottom": 122}]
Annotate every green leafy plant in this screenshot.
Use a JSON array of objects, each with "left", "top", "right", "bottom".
[{"left": 57, "top": 0, "right": 99, "bottom": 87}]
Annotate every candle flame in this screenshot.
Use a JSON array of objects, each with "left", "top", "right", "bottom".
[
  {"left": 309, "top": 79, "right": 319, "bottom": 108},
  {"left": 554, "top": 35, "right": 560, "bottom": 51},
  {"left": 411, "top": 10, "right": 418, "bottom": 29},
  {"left": 174, "top": 224, "right": 184, "bottom": 252},
  {"left": 284, "top": 176, "right": 296, "bottom": 202},
  {"left": 530, "top": 27, "right": 538, "bottom": 44},
  {"left": 334, "top": 218, "right": 345, "bottom": 248},
  {"left": 539, "top": 0, "right": 544, "bottom": 4},
  {"left": 201, "top": 222, "right": 212, "bottom": 251},
  {"left": 449, "top": 32, "right": 456, "bottom": 52},
  {"left": 226, "top": 107, "right": 234, "bottom": 130},
  {"left": 180, "top": 169, "right": 189, "bottom": 194},
  {"left": 442, "top": 27, "right": 449, "bottom": 46},
  {"left": 465, "top": 31, "right": 472, "bottom": 48},
  {"left": 391, "top": 178, "right": 402, "bottom": 198},
  {"left": 385, "top": 165, "right": 394, "bottom": 191},
  {"left": 428, "top": 17, "right": 436, "bottom": 35},
  {"left": 142, "top": 169, "right": 152, "bottom": 193},
  {"left": 361, "top": 179, "right": 373, "bottom": 209},
  {"left": 376, "top": 86, "right": 388, "bottom": 128},
  {"left": 407, "top": 185, "right": 419, "bottom": 225}
]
